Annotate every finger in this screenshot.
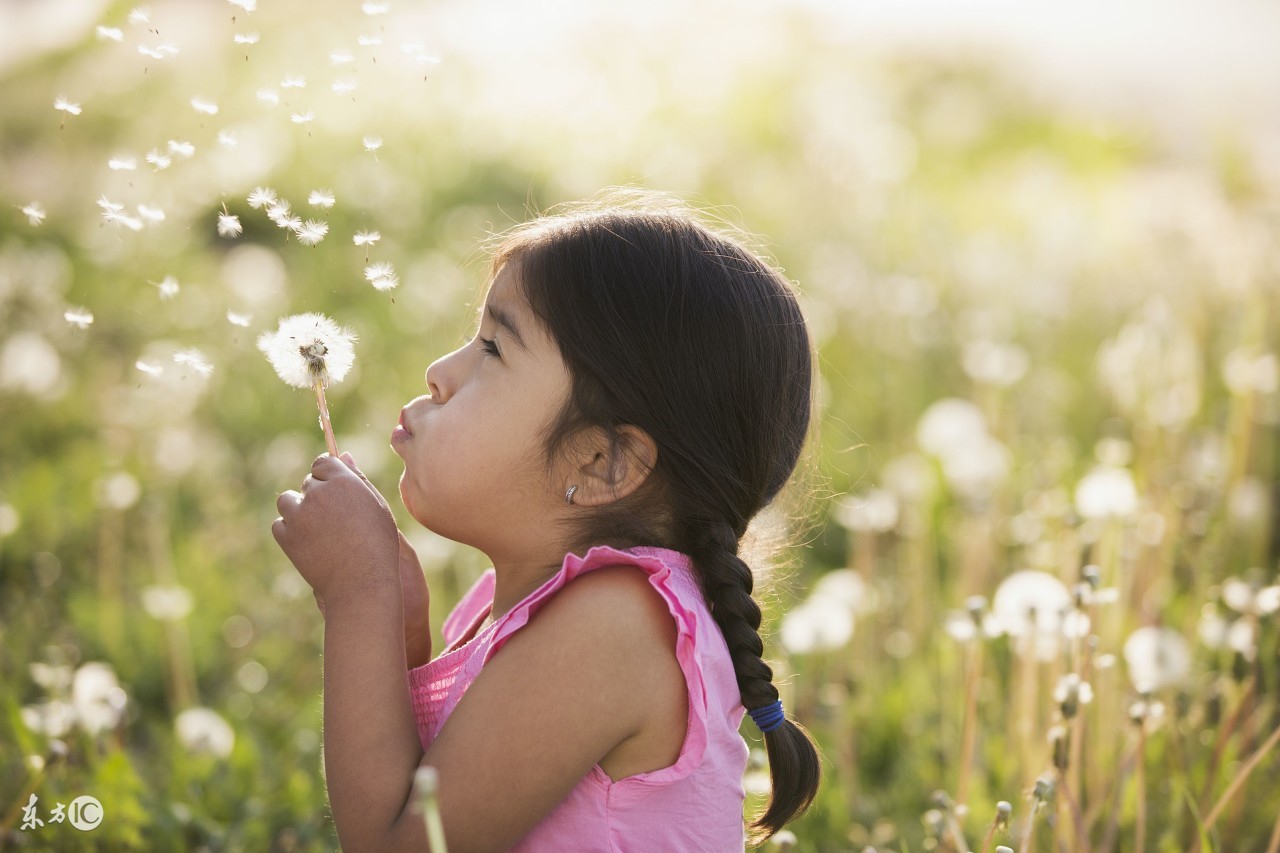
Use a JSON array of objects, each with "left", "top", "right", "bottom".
[
  {"left": 271, "top": 516, "right": 286, "bottom": 543},
  {"left": 311, "top": 453, "right": 342, "bottom": 480},
  {"left": 340, "top": 452, "right": 391, "bottom": 510},
  {"left": 301, "top": 473, "right": 315, "bottom": 492},
  {"left": 276, "top": 490, "right": 302, "bottom": 516}
]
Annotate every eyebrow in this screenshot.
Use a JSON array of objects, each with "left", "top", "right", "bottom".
[{"left": 485, "top": 302, "right": 527, "bottom": 352}]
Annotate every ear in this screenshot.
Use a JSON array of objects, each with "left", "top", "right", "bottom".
[{"left": 569, "top": 424, "right": 658, "bottom": 506}]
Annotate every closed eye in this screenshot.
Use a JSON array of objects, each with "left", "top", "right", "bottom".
[{"left": 477, "top": 336, "right": 501, "bottom": 359}]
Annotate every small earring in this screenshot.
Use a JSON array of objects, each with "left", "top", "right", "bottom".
[{"left": 565, "top": 485, "right": 579, "bottom": 505}]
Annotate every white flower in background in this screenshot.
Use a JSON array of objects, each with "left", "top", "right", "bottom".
[
  {"left": 780, "top": 594, "right": 855, "bottom": 654},
  {"left": 21, "top": 700, "right": 77, "bottom": 737},
  {"left": 290, "top": 111, "right": 315, "bottom": 125},
  {"left": 30, "top": 663, "right": 73, "bottom": 692},
  {"left": 64, "top": 308, "right": 94, "bottom": 329},
  {"left": 216, "top": 130, "right": 238, "bottom": 149},
  {"left": 234, "top": 32, "right": 260, "bottom": 45},
  {"left": 218, "top": 214, "right": 242, "bottom": 238},
  {"left": 257, "top": 313, "right": 357, "bottom": 389},
  {"left": 191, "top": 98, "right": 219, "bottom": 116},
  {"left": 0, "top": 503, "right": 19, "bottom": 537},
  {"left": 962, "top": 339, "right": 1029, "bottom": 387},
  {"left": 992, "top": 570, "right": 1072, "bottom": 660},
  {"left": 137, "top": 205, "right": 166, "bottom": 225},
  {"left": 918, "top": 398, "right": 987, "bottom": 456},
  {"left": 72, "top": 662, "right": 128, "bottom": 734},
  {"left": 1222, "top": 349, "right": 1278, "bottom": 396},
  {"left": 881, "top": 452, "right": 934, "bottom": 504},
  {"left": 352, "top": 230, "right": 381, "bottom": 247},
  {"left": 145, "top": 148, "right": 172, "bottom": 170},
  {"left": 227, "top": 311, "right": 252, "bottom": 327},
  {"left": 295, "top": 219, "right": 329, "bottom": 246},
  {"left": 153, "top": 276, "right": 180, "bottom": 299},
  {"left": 167, "top": 140, "right": 195, "bottom": 158},
  {"left": 97, "top": 471, "right": 141, "bottom": 509},
  {"left": 247, "top": 186, "right": 277, "bottom": 209},
  {"left": 53, "top": 95, "right": 81, "bottom": 116},
  {"left": 173, "top": 348, "right": 214, "bottom": 377},
  {"left": 256, "top": 88, "right": 280, "bottom": 106},
  {"left": 833, "top": 488, "right": 898, "bottom": 533},
  {"left": 142, "top": 584, "right": 194, "bottom": 621},
  {"left": 308, "top": 189, "right": 336, "bottom": 208},
  {"left": 21, "top": 202, "right": 45, "bottom": 226},
  {"left": 108, "top": 155, "right": 138, "bottom": 170},
  {"left": 1228, "top": 478, "right": 1268, "bottom": 524},
  {"left": 1222, "top": 576, "right": 1280, "bottom": 617},
  {"left": 96, "top": 26, "right": 124, "bottom": 41},
  {"left": 362, "top": 135, "right": 383, "bottom": 153},
  {"left": 1123, "top": 626, "right": 1191, "bottom": 692},
  {"left": 1096, "top": 299, "right": 1201, "bottom": 428},
  {"left": 813, "top": 568, "right": 876, "bottom": 613},
  {"left": 1074, "top": 465, "right": 1138, "bottom": 519},
  {"left": 365, "top": 261, "right": 398, "bottom": 291},
  {"left": 175, "top": 707, "right": 235, "bottom": 758},
  {"left": 135, "top": 360, "right": 164, "bottom": 377},
  {"left": 281, "top": 75, "right": 306, "bottom": 89}
]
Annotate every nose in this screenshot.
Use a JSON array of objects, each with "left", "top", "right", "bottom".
[{"left": 424, "top": 352, "right": 451, "bottom": 402}]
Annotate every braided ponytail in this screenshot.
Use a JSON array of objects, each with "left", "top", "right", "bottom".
[{"left": 690, "top": 520, "right": 821, "bottom": 846}]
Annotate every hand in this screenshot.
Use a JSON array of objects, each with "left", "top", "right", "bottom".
[
  {"left": 273, "top": 453, "right": 399, "bottom": 603},
  {"left": 310, "top": 453, "right": 433, "bottom": 667}
]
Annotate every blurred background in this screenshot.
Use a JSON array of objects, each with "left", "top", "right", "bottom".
[{"left": 2, "top": 0, "right": 1279, "bottom": 849}]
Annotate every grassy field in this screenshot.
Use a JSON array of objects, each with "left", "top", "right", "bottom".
[{"left": 1, "top": 1, "right": 1278, "bottom": 850}]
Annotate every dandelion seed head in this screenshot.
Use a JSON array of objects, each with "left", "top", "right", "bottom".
[
  {"left": 352, "top": 230, "right": 381, "bottom": 246},
  {"left": 257, "top": 313, "right": 357, "bottom": 388},
  {"left": 234, "top": 32, "right": 261, "bottom": 45},
  {"left": 779, "top": 594, "right": 854, "bottom": 654},
  {"left": 21, "top": 203, "right": 46, "bottom": 226},
  {"left": 108, "top": 155, "right": 138, "bottom": 170},
  {"left": 53, "top": 96, "right": 82, "bottom": 116},
  {"left": 1122, "top": 626, "right": 1191, "bottom": 692},
  {"left": 247, "top": 186, "right": 277, "bottom": 209},
  {"left": 308, "top": 189, "right": 336, "bottom": 208},
  {"left": 64, "top": 308, "right": 94, "bottom": 329},
  {"left": 142, "top": 584, "right": 194, "bottom": 620},
  {"left": 1074, "top": 465, "right": 1138, "bottom": 519},
  {"left": 71, "top": 662, "right": 127, "bottom": 735},
  {"left": 175, "top": 707, "right": 234, "bottom": 758},
  {"left": 217, "top": 213, "right": 242, "bottom": 238},
  {"left": 96, "top": 26, "right": 125, "bottom": 42},
  {"left": 191, "top": 98, "right": 219, "bottom": 116},
  {"left": 834, "top": 488, "right": 898, "bottom": 532}
]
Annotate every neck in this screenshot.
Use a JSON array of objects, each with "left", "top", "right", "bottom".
[{"left": 487, "top": 554, "right": 564, "bottom": 622}]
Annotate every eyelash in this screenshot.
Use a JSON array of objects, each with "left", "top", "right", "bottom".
[{"left": 477, "top": 336, "right": 500, "bottom": 358}]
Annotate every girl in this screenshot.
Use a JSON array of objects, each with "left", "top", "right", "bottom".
[{"left": 271, "top": 188, "right": 822, "bottom": 851}]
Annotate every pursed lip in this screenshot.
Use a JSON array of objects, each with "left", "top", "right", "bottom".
[{"left": 398, "top": 408, "right": 414, "bottom": 436}]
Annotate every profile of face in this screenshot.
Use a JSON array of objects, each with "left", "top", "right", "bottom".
[{"left": 391, "top": 262, "right": 574, "bottom": 555}]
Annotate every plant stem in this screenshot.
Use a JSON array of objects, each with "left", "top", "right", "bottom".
[
  {"left": 313, "top": 378, "right": 339, "bottom": 456},
  {"left": 1202, "top": 718, "right": 1280, "bottom": 833},
  {"left": 957, "top": 638, "right": 982, "bottom": 808},
  {"left": 1135, "top": 723, "right": 1147, "bottom": 853}
]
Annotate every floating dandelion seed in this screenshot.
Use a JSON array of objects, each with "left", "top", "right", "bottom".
[
  {"left": 139, "top": 43, "right": 180, "bottom": 59},
  {"left": 353, "top": 229, "right": 380, "bottom": 261},
  {"left": 96, "top": 26, "right": 125, "bottom": 42},
  {"left": 154, "top": 276, "right": 180, "bottom": 299},
  {"left": 290, "top": 111, "right": 315, "bottom": 125},
  {"left": 105, "top": 211, "right": 144, "bottom": 231},
  {"left": 173, "top": 348, "right": 214, "bottom": 377},
  {"left": 227, "top": 311, "right": 252, "bottom": 327},
  {"left": 128, "top": 7, "right": 151, "bottom": 25},
  {"left": 362, "top": 135, "right": 383, "bottom": 158},
  {"left": 257, "top": 313, "right": 357, "bottom": 455},
  {"left": 332, "top": 79, "right": 358, "bottom": 94},
  {"left": 217, "top": 213, "right": 242, "bottom": 238},
  {"left": 362, "top": 2, "right": 390, "bottom": 14},
  {"left": 308, "top": 189, "right": 336, "bottom": 208},
  {"left": 364, "top": 262, "right": 398, "bottom": 291},
  {"left": 358, "top": 34, "right": 383, "bottom": 46},
  {"left": 271, "top": 208, "right": 302, "bottom": 234},
  {"left": 257, "top": 88, "right": 280, "bottom": 105},
  {"left": 21, "top": 203, "right": 46, "bottom": 226},
  {"left": 265, "top": 199, "right": 292, "bottom": 221},
  {"left": 247, "top": 187, "right": 277, "bottom": 209},
  {"left": 217, "top": 130, "right": 238, "bottom": 149},
  {"left": 145, "top": 148, "right": 172, "bottom": 170},
  {"left": 235, "top": 32, "right": 260, "bottom": 46},
  {"left": 97, "top": 195, "right": 124, "bottom": 214},
  {"left": 54, "top": 96, "right": 81, "bottom": 128},
  {"left": 65, "top": 308, "right": 94, "bottom": 329},
  {"left": 228, "top": 0, "right": 258, "bottom": 11},
  {"left": 295, "top": 220, "right": 329, "bottom": 246},
  {"left": 136, "top": 360, "right": 164, "bottom": 377},
  {"left": 191, "top": 98, "right": 219, "bottom": 116},
  {"left": 137, "top": 205, "right": 166, "bottom": 224},
  {"left": 329, "top": 51, "right": 355, "bottom": 65},
  {"left": 167, "top": 140, "right": 195, "bottom": 158},
  {"left": 108, "top": 155, "right": 138, "bottom": 170},
  {"left": 281, "top": 75, "right": 307, "bottom": 89}
]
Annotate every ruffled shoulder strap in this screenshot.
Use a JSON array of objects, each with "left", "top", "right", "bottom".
[{"left": 441, "top": 568, "right": 496, "bottom": 649}]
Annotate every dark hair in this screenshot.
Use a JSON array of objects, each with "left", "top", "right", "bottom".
[{"left": 487, "top": 187, "right": 822, "bottom": 844}]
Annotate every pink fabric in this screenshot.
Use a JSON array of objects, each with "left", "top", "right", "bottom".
[{"left": 408, "top": 545, "right": 749, "bottom": 851}]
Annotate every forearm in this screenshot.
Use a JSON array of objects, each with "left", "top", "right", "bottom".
[{"left": 322, "top": 583, "right": 425, "bottom": 851}]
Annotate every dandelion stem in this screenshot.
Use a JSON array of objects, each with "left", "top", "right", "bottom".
[
  {"left": 1197, "top": 674, "right": 1255, "bottom": 814},
  {"left": 957, "top": 637, "right": 983, "bottom": 807},
  {"left": 313, "top": 378, "right": 339, "bottom": 456},
  {"left": 1266, "top": 805, "right": 1280, "bottom": 853},
  {"left": 1135, "top": 723, "right": 1147, "bottom": 853},
  {"left": 1202, "top": 718, "right": 1280, "bottom": 834}
]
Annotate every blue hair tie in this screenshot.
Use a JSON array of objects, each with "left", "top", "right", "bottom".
[{"left": 747, "top": 699, "right": 786, "bottom": 734}]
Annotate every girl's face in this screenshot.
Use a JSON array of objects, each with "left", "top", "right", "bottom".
[{"left": 392, "top": 262, "right": 574, "bottom": 555}]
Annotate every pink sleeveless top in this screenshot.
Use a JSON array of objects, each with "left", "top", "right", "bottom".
[{"left": 407, "top": 544, "right": 750, "bottom": 851}]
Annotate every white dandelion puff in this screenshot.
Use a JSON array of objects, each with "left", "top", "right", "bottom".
[
  {"left": 217, "top": 213, "right": 242, "bottom": 238},
  {"left": 234, "top": 32, "right": 260, "bottom": 45},
  {"left": 308, "top": 189, "right": 336, "bottom": 208},
  {"left": 96, "top": 26, "right": 125, "bottom": 42},
  {"left": 135, "top": 360, "right": 164, "bottom": 377},
  {"left": 53, "top": 96, "right": 82, "bottom": 115},
  {"left": 364, "top": 262, "right": 398, "bottom": 290},
  {"left": 127, "top": 7, "right": 150, "bottom": 25},
  {"left": 1123, "top": 626, "right": 1192, "bottom": 692},
  {"left": 173, "top": 348, "right": 214, "bottom": 377},
  {"left": 295, "top": 219, "right": 329, "bottom": 246},
  {"left": 281, "top": 75, "right": 306, "bottom": 89},
  {"left": 108, "top": 155, "right": 138, "bottom": 170},
  {"left": 332, "top": 79, "right": 358, "bottom": 94},
  {"left": 191, "top": 98, "right": 219, "bottom": 116},
  {"left": 71, "top": 662, "right": 128, "bottom": 735},
  {"left": 167, "top": 140, "right": 195, "bottom": 157},
  {"left": 258, "top": 313, "right": 358, "bottom": 455},
  {"left": 21, "top": 203, "right": 46, "bottom": 226},
  {"left": 175, "top": 707, "right": 235, "bottom": 759},
  {"left": 145, "top": 148, "right": 172, "bottom": 170},
  {"left": 329, "top": 51, "right": 355, "bottom": 65},
  {"left": 142, "top": 584, "right": 194, "bottom": 621},
  {"left": 153, "top": 276, "right": 180, "bottom": 299},
  {"left": 362, "top": 134, "right": 382, "bottom": 153},
  {"left": 1075, "top": 466, "right": 1138, "bottom": 519},
  {"left": 256, "top": 88, "right": 280, "bottom": 106},
  {"left": 216, "top": 130, "right": 238, "bottom": 149},
  {"left": 290, "top": 111, "right": 315, "bottom": 125},
  {"left": 352, "top": 230, "right": 381, "bottom": 247},
  {"left": 65, "top": 308, "right": 94, "bottom": 329},
  {"left": 137, "top": 204, "right": 166, "bottom": 224},
  {"left": 227, "top": 311, "right": 252, "bottom": 327},
  {"left": 247, "top": 186, "right": 277, "bottom": 209}
]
